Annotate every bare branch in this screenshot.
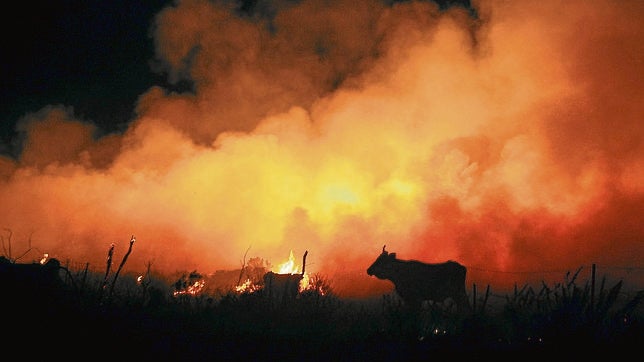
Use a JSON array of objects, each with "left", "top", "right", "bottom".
[
  {"left": 109, "top": 235, "right": 136, "bottom": 298},
  {"left": 102, "top": 243, "right": 115, "bottom": 290},
  {"left": 237, "top": 245, "right": 251, "bottom": 287}
]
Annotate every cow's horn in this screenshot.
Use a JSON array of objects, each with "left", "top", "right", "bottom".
[{"left": 382, "top": 245, "right": 386, "bottom": 253}]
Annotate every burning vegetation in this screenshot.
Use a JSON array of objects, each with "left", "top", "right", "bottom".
[
  {"left": 1, "top": 234, "right": 642, "bottom": 358},
  {"left": 1, "top": 0, "right": 643, "bottom": 357},
  {"left": 175, "top": 249, "right": 329, "bottom": 299},
  {"left": 0, "top": 0, "right": 641, "bottom": 296}
]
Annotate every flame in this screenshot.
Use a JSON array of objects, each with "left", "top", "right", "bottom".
[
  {"left": 39, "top": 253, "right": 49, "bottom": 265},
  {"left": 173, "top": 271, "right": 206, "bottom": 297},
  {"left": 234, "top": 251, "right": 313, "bottom": 294},
  {"left": 173, "top": 280, "right": 205, "bottom": 297},
  {"left": 235, "top": 278, "right": 261, "bottom": 294},
  {"left": 275, "top": 250, "right": 300, "bottom": 274},
  {"left": 0, "top": 0, "right": 642, "bottom": 295},
  {"left": 272, "top": 250, "right": 315, "bottom": 293},
  {"left": 299, "top": 273, "right": 311, "bottom": 293}
]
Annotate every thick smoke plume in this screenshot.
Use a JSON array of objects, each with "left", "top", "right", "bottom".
[{"left": 1, "top": 0, "right": 642, "bottom": 295}]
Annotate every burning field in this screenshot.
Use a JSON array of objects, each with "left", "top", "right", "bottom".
[
  {"left": 2, "top": 245, "right": 642, "bottom": 358},
  {"left": 0, "top": 0, "right": 642, "bottom": 303}
]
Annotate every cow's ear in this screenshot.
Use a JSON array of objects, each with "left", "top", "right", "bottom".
[{"left": 389, "top": 253, "right": 396, "bottom": 259}]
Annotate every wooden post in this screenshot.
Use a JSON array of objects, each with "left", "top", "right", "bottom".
[{"left": 301, "top": 250, "right": 308, "bottom": 275}]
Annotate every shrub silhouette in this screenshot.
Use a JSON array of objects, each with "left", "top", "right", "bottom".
[{"left": 3, "top": 256, "right": 641, "bottom": 358}]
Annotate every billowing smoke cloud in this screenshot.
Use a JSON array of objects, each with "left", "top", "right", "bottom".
[{"left": 1, "top": 0, "right": 642, "bottom": 296}]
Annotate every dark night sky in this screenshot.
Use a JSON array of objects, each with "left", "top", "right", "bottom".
[
  {"left": 0, "top": 0, "right": 471, "bottom": 157},
  {"left": 0, "top": 0, "right": 171, "bottom": 155}
]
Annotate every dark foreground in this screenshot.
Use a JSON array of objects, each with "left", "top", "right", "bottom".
[
  {"left": 3, "top": 262, "right": 643, "bottom": 360},
  {"left": 11, "top": 299, "right": 642, "bottom": 361}
]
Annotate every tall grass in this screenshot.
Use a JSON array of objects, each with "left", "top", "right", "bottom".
[{"left": 4, "top": 259, "right": 642, "bottom": 359}]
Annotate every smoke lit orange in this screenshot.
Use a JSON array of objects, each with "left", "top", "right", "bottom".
[{"left": 0, "top": 0, "right": 642, "bottom": 297}]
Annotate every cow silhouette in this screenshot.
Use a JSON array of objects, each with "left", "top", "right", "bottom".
[
  {"left": 0, "top": 256, "right": 67, "bottom": 307},
  {"left": 367, "top": 245, "right": 470, "bottom": 313}
]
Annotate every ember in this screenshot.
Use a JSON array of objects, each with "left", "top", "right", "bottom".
[
  {"left": 173, "top": 271, "right": 205, "bottom": 297},
  {"left": 235, "top": 278, "right": 261, "bottom": 294}
]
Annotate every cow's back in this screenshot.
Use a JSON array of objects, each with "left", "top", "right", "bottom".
[{"left": 390, "top": 260, "right": 469, "bottom": 311}]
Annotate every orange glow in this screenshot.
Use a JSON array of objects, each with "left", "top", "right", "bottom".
[
  {"left": 1, "top": 0, "right": 642, "bottom": 297},
  {"left": 173, "top": 280, "right": 205, "bottom": 297},
  {"left": 275, "top": 250, "right": 301, "bottom": 275},
  {"left": 235, "top": 278, "right": 261, "bottom": 294},
  {"left": 173, "top": 272, "right": 206, "bottom": 297},
  {"left": 273, "top": 250, "right": 311, "bottom": 292}
]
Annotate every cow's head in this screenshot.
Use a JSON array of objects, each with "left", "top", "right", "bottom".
[{"left": 367, "top": 245, "right": 397, "bottom": 280}]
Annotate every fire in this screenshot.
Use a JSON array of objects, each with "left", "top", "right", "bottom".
[
  {"left": 235, "top": 250, "right": 311, "bottom": 294},
  {"left": 173, "top": 271, "right": 206, "bottom": 297},
  {"left": 300, "top": 273, "right": 311, "bottom": 293},
  {"left": 0, "top": 0, "right": 641, "bottom": 295},
  {"left": 39, "top": 253, "right": 49, "bottom": 265},
  {"left": 275, "top": 250, "right": 300, "bottom": 274},
  {"left": 235, "top": 278, "right": 261, "bottom": 293},
  {"left": 234, "top": 250, "right": 318, "bottom": 295},
  {"left": 273, "top": 250, "right": 312, "bottom": 293},
  {"left": 173, "top": 280, "right": 205, "bottom": 297}
]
